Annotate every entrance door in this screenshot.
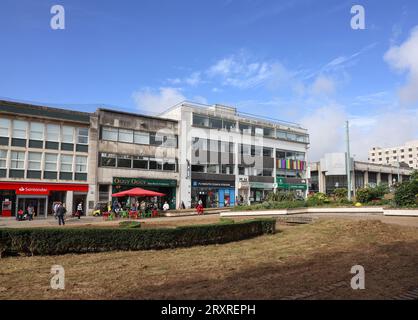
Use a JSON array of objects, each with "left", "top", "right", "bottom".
[
  {"left": 73, "top": 194, "right": 87, "bottom": 216},
  {"left": 16, "top": 196, "right": 47, "bottom": 218}
]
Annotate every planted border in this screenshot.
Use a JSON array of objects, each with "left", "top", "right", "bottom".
[{"left": 0, "top": 218, "right": 276, "bottom": 257}]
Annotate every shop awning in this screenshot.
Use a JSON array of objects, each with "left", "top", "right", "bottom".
[
  {"left": 0, "top": 182, "right": 89, "bottom": 195},
  {"left": 111, "top": 187, "right": 166, "bottom": 197}
]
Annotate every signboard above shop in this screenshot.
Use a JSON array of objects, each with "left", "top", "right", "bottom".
[
  {"left": 192, "top": 180, "right": 235, "bottom": 188},
  {"left": 276, "top": 177, "right": 307, "bottom": 190},
  {"left": 113, "top": 177, "right": 177, "bottom": 188}
]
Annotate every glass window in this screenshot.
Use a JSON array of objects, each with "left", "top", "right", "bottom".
[
  {"left": 30, "top": 122, "right": 44, "bottom": 140},
  {"left": 46, "top": 124, "right": 60, "bottom": 141},
  {"left": 28, "top": 152, "right": 42, "bottom": 170},
  {"left": 209, "top": 140, "right": 219, "bottom": 152},
  {"left": 0, "top": 118, "right": 10, "bottom": 137},
  {"left": 191, "top": 165, "right": 205, "bottom": 172},
  {"left": 149, "top": 158, "right": 162, "bottom": 170},
  {"left": 223, "top": 120, "right": 236, "bottom": 131},
  {"left": 254, "top": 127, "right": 263, "bottom": 136},
  {"left": 100, "top": 153, "right": 116, "bottom": 167},
  {"left": 286, "top": 133, "right": 297, "bottom": 141},
  {"left": 276, "top": 130, "right": 287, "bottom": 139},
  {"left": 209, "top": 117, "right": 222, "bottom": 129},
  {"left": 251, "top": 145, "right": 262, "bottom": 156},
  {"left": 276, "top": 150, "right": 286, "bottom": 159},
  {"left": 238, "top": 166, "right": 245, "bottom": 175},
  {"left": 0, "top": 149, "right": 7, "bottom": 168},
  {"left": 102, "top": 127, "right": 118, "bottom": 141},
  {"left": 221, "top": 141, "right": 234, "bottom": 153},
  {"left": 60, "top": 154, "right": 73, "bottom": 172},
  {"left": 12, "top": 120, "right": 27, "bottom": 139},
  {"left": 134, "top": 131, "right": 150, "bottom": 145},
  {"left": 264, "top": 127, "right": 274, "bottom": 137},
  {"left": 75, "top": 156, "right": 87, "bottom": 172},
  {"left": 11, "top": 151, "right": 25, "bottom": 169},
  {"left": 163, "top": 159, "right": 176, "bottom": 171},
  {"left": 45, "top": 153, "right": 58, "bottom": 171},
  {"left": 207, "top": 164, "right": 218, "bottom": 174},
  {"left": 62, "top": 126, "right": 74, "bottom": 143},
  {"left": 118, "top": 129, "right": 133, "bottom": 143},
  {"left": 193, "top": 114, "right": 209, "bottom": 127},
  {"left": 133, "top": 156, "right": 148, "bottom": 169},
  {"left": 221, "top": 164, "right": 234, "bottom": 174},
  {"left": 77, "top": 128, "right": 89, "bottom": 144},
  {"left": 192, "top": 137, "right": 206, "bottom": 151},
  {"left": 263, "top": 147, "right": 273, "bottom": 157},
  {"left": 239, "top": 123, "right": 252, "bottom": 134},
  {"left": 117, "top": 155, "right": 132, "bottom": 168},
  {"left": 240, "top": 144, "right": 251, "bottom": 155}
]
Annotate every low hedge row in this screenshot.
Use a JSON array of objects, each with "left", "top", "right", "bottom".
[{"left": 0, "top": 218, "right": 276, "bottom": 257}]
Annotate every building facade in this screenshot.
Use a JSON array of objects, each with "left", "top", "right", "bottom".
[
  {"left": 89, "top": 108, "right": 180, "bottom": 209},
  {"left": 369, "top": 141, "right": 418, "bottom": 169},
  {"left": 0, "top": 100, "right": 92, "bottom": 217},
  {"left": 310, "top": 152, "right": 414, "bottom": 194},
  {"left": 160, "top": 102, "right": 309, "bottom": 208}
]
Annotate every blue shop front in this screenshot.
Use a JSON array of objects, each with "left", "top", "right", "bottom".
[{"left": 191, "top": 180, "right": 235, "bottom": 208}]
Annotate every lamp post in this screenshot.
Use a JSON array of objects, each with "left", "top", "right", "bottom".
[{"left": 345, "top": 121, "right": 352, "bottom": 201}]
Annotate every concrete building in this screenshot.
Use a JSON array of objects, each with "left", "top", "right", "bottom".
[
  {"left": 0, "top": 100, "right": 92, "bottom": 217},
  {"left": 89, "top": 108, "right": 180, "bottom": 209},
  {"left": 310, "top": 152, "right": 414, "bottom": 194},
  {"left": 160, "top": 101, "right": 309, "bottom": 208},
  {"left": 369, "top": 140, "right": 418, "bottom": 169}
]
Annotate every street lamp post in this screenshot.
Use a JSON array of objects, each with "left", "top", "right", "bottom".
[{"left": 345, "top": 121, "right": 352, "bottom": 201}]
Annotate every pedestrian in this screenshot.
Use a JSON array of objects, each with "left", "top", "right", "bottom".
[
  {"left": 163, "top": 201, "right": 169, "bottom": 211},
  {"left": 181, "top": 201, "right": 186, "bottom": 209},
  {"left": 27, "top": 204, "right": 34, "bottom": 221},
  {"left": 76, "top": 201, "right": 83, "bottom": 219},
  {"left": 17, "top": 208, "right": 24, "bottom": 221},
  {"left": 53, "top": 202, "right": 60, "bottom": 219},
  {"left": 56, "top": 203, "right": 66, "bottom": 226}
]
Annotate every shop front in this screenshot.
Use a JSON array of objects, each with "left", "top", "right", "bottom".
[
  {"left": 0, "top": 182, "right": 88, "bottom": 218},
  {"left": 276, "top": 176, "right": 308, "bottom": 198},
  {"left": 112, "top": 177, "right": 177, "bottom": 209},
  {"left": 191, "top": 180, "right": 235, "bottom": 208},
  {"left": 237, "top": 176, "right": 250, "bottom": 205},
  {"left": 249, "top": 182, "right": 274, "bottom": 203}
]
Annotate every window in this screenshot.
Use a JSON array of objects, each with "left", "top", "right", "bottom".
[
  {"left": 100, "top": 153, "right": 116, "bottom": 167},
  {"left": 221, "top": 141, "right": 234, "bottom": 153},
  {"left": 28, "top": 152, "right": 42, "bottom": 170},
  {"left": 251, "top": 145, "right": 262, "bottom": 156},
  {"left": 286, "top": 133, "right": 297, "bottom": 141},
  {"left": 77, "top": 128, "right": 89, "bottom": 144},
  {"left": 223, "top": 120, "right": 235, "bottom": 131},
  {"left": 207, "top": 164, "right": 218, "bottom": 174},
  {"left": 0, "top": 150, "right": 7, "bottom": 168},
  {"left": 209, "top": 140, "right": 219, "bottom": 152},
  {"left": 117, "top": 155, "right": 132, "bottom": 168},
  {"left": 193, "top": 114, "right": 209, "bottom": 127},
  {"left": 0, "top": 118, "right": 10, "bottom": 137},
  {"left": 209, "top": 117, "right": 222, "bottom": 129},
  {"left": 163, "top": 159, "right": 176, "bottom": 171},
  {"left": 45, "top": 153, "right": 58, "bottom": 171},
  {"left": 239, "top": 123, "right": 251, "bottom": 134},
  {"left": 263, "top": 169, "right": 273, "bottom": 176},
  {"left": 46, "top": 124, "right": 59, "bottom": 141},
  {"left": 152, "top": 133, "right": 177, "bottom": 148},
  {"left": 10, "top": 151, "right": 25, "bottom": 169},
  {"left": 134, "top": 131, "right": 150, "bottom": 145},
  {"left": 133, "top": 156, "right": 148, "bottom": 169},
  {"left": 263, "top": 147, "right": 273, "bottom": 157},
  {"left": 240, "top": 144, "right": 251, "bottom": 155},
  {"left": 254, "top": 127, "right": 263, "bottom": 136},
  {"left": 102, "top": 127, "right": 118, "bottom": 141},
  {"left": 12, "top": 120, "right": 27, "bottom": 139},
  {"left": 118, "top": 129, "right": 133, "bottom": 143},
  {"left": 221, "top": 164, "right": 233, "bottom": 174},
  {"left": 276, "top": 130, "right": 287, "bottom": 139},
  {"left": 75, "top": 156, "right": 87, "bottom": 172},
  {"left": 264, "top": 127, "right": 274, "bottom": 137},
  {"left": 149, "top": 158, "right": 162, "bottom": 170},
  {"left": 30, "top": 122, "right": 44, "bottom": 140},
  {"left": 99, "top": 185, "right": 109, "bottom": 202},
  {"left": 192, "top": 137, "right": 207, "bottom": 151},
  {"left": 62, "top": 126, "right": 74, "bottom": 143},
  {"left": 60, "top": 154, "right": 73, "bottom": 172}
]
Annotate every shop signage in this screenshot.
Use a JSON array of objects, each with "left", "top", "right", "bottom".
[
  {"left": 192, "top": 180, "right": 235, "bottom": 188},
  {"left": 16, "top": 186, "right": 49, "bottom": 195},
  {"left": 113, "top": 177, "right": 177, "bottom": 188},
  {"left": 0, "top": 182, "right": 89, "bottom": 195},
  {"left": 276, "top": 177, "right": 307, "bottom": 190},
  {"left": 249, "top": 182, "right": 274, "bottom": 189}
]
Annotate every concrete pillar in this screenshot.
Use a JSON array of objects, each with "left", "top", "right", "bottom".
[
  {"left": 388, "top": 173, "right": 393, "bottom": 186},
  {"left": 364, "top": 171, "right": 369, "bottom": 187},
  {"left": 66, "top": 191, "right": 73, "bottom": 215},
  {"left": 377, "top": 172, "right": 381, "bottom": 185}
]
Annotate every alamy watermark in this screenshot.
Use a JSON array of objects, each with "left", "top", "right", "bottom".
[
  {"left": 350, "top": 265, "right": 365, "bottom": 290},
  {"left": 50, "top": 5, "right": 65, "bottom": 30},
  {"left": 351, "top": 5, "right": 365, "bottom": 30},
  {"left": 50, "top": 265, "right": 65, "bottom": 290}
]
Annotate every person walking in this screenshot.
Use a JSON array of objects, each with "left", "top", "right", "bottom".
[
  {"left": 163, "top": 201, "right": 169, "bottom": 211},
  {"left": 56, "top": 203, "right": 66, "bottom": 226},
  {"left": 76, "top": 201, "right": 83, "bottom": 219},
  {"left": 27, "top": 204, "right": 34, "bottom": 221}
]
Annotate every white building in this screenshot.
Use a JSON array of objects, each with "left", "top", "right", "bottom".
[
  {"left": 160, "top": 101, "right": 310, "bottom": 208},
  {"left": 369, "top": 140, "right": 418, "bottom": 169}
]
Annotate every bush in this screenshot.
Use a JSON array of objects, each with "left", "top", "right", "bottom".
[
  {"left": 266, "top": 191, "right": 297, "bottom": 202},
  {"left": 333, "top": 188, "right": 348, "bottom": 202},
  {"left": 0, "top": 219, "right": 276, "bottom": 257},
  {"left": 232, "top": 200, "right": 306, "bottom": 211},
  {"left": 356, "top": 184, "right": 389, "bottom": 203},
  {"left": 394, "top": 171, "right": 418, "bottom": 207},
  {"left": 306, "top": 192, "right": 330, "bottom": 206},
  {"left": 119, "top": 221, "right": 141, "bottom": 228}
]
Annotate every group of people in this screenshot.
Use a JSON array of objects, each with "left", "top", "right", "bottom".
[
  {"left": 111, "top": 198, "right": 171, "bottom": 215},
  {"left": 53, "top": 201, "right": 84, "bottom": 226},
  {"left": 16, "top": 204, "right": 36, "bottom": 221}
]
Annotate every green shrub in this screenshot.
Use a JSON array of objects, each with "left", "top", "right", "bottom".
[
  {"left": 356, "top": 184, "right": 389, "bottom": 203},
  {"left": 232, "top": 200, "right": 306, "bottom": 211},
  {"left": 394, "top": 171, "right": 418, "bottom": 207},
  {"left": 0, "top": 219, "right": 276, "bottom": 257},
  {"left": 306, "top": 192, "right": 330, "bottom": 206},
  {"left": 266, "top": 191, "right": 297, "bottom": 202},
  {"left": 333, "top": 188, "right": 348, "bottom": 202},
  {"left": 119, "top": 221, "right": 141, "bottom": 229}
]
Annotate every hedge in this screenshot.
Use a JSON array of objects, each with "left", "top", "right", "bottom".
[{"left": 0, "top": 218, "right": 276, "bottom": 257}]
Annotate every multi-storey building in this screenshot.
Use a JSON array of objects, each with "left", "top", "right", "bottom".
[
  {"left": 310, "top": 152, "right": 413, "bottom": 194},
  {"left": 369, "top": 141, "right": 418, "bottom": 169},
  {"left": 160, "top": 102, "right": 310, "bottom": 208},
  {"left": 89, "top": 108, "right": 180, "bottom": 209},
  {"left": 0, "top": 100, "right": 92, "bottom": 217}
]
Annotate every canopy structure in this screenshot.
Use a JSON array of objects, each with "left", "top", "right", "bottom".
[{"left": 111, "top": 187, "right": 166, "bottom": 198}]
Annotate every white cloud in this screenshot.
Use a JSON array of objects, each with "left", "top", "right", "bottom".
[
  {"left": 310, "top": 75, "right": 336, "bottom": 96},
  {"left": 384, "top": 26, "right": 418, "bottom": 106},
  {"left": 132, "top": 87, "right": 186, "bottom": 113}
]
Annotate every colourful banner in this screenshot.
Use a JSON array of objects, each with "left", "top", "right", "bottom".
[{"left": 276, "top": 159, "right": 306, "bottom": 170}]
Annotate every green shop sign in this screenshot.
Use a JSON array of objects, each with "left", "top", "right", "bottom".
[
  {"left": 113, "top": 177, "right": 177, "bottom": 187},
  {"left": 276, "top": 176, "right": 307, "bottom": 190}
]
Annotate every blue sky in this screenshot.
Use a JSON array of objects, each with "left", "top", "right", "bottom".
[{"left": 1, "top": 0, "right": 418, "bottom": 160}]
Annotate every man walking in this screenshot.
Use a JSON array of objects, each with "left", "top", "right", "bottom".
[{"left": 56, "top": 203, "right": 66, "bottom": 226}]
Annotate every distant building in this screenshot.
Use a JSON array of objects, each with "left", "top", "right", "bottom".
[
  {"left": 309, "top": 152, "right": 414, "bottom": 194},
  {"left": 368, "top": 140, "right": 418, "bottom": 169}
]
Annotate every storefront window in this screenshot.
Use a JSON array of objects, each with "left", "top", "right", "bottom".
[
  {"left": 0, "top": 150, "right": 8, "bottom": 167},
  {"left": 46, "top": 124, "right": 60, "bottom": 141},
  {"left": 75, "top": 156, "right": 87, "bottom": 172},
  {"left": 77, "top": 127, "right": 89, "bottom": 144},
  {"left": 0, "top": 118, "right": 10, "bottom": 137},
  {"left": 30, "top": 122, "right": 44, "bottom": 140},
  {"left": 45, "top": 153, "right": 58, "bottom": 171},
  {"left": 62, "top": 126, "right": 74, "bottom": 143},
  {"left": 60, "top": 154, "right": 73, "bottom": 172},
  {"left": 12, "top": 120, "right": 27, "bottom": 139},
  {"left": 28, "top": 152, "right": 42, "bottom": 170},
  {"left": 118, "top": 129, "right": 133, "bottom": 143},
  {"left": 10, "top": 151, "right": 25, "bottom": 169},
  {"left": 102, "top": 127, "right": 118, "bottom": 141}
]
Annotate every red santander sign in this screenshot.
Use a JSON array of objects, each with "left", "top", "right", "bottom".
[
  {"left": 16, "top": 186, "right": 49, "bottom": 195},
  {"left": 0, "top": 182, "right": 88, "bottom": 195}
]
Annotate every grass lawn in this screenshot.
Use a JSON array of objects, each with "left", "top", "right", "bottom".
[{"left": 1, "top": 218, "right": 418, "bottom": 299}]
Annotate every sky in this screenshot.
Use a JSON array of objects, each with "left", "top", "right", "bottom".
[{"left": 1, "top": 0, "right": 418, "bottom": 161}]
